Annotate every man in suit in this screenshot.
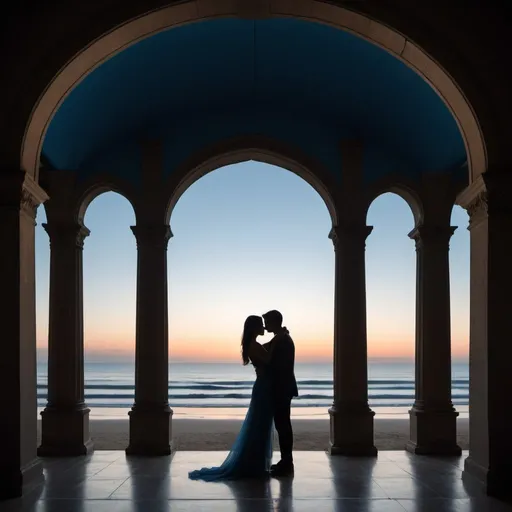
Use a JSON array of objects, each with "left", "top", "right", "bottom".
[{"left": 262, "top": 310, "right": 298, "bottom": 477}]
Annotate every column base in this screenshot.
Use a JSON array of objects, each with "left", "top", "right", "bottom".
[
  {"left": 406, "top": 406, "right": 461, "bottom": 456},
  {"left": 0, "top": 458, "right": 44, "bottom": 500},
  {"left": 38, "top": 405, "right": 93, "bottom": 456},
  {"left": 126, "top": 405, "right": 173, "bottom": 456},
  {"left": 463, "top": 456, "right": 512, "bottom": 500},
  {"left": 328, "top": 405, "right": 377, "bottom": 456}
]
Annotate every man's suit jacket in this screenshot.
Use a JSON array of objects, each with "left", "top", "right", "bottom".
[{"left": 265, "top": 329, "right": 298, "bottom": 400}]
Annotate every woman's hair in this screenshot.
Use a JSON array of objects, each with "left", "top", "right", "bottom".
[{"left": 241, "top": 315, "right": 262, "bottom": 365}]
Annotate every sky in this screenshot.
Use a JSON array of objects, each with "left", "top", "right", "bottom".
[{"left": 34, "top": 162, "right": 470, "bottom": 363}]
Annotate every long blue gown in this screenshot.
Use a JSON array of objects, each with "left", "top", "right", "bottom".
[{"left": 188, "top": 370, "right": 274, "bottom": 480}]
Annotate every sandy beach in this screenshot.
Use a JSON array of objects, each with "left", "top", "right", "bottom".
[{"left": 37, "top": 418, "right": 469, "bottom": 451}]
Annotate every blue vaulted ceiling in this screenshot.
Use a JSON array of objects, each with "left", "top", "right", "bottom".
[{"left": 42, "top": 18, "right": 467, "bottom": 183}]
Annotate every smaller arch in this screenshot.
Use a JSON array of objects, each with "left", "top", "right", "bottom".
[
  {"left": 364, "top": 174, "right": 424, "bottom": 227},
  {"left": 164, "top": 136, "right": 339, "bottom": 226},
  {"left": 75, "top": 175, "right": 139, "bottom": 225}
]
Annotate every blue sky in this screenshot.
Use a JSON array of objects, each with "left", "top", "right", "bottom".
[{"left": 35, "top": 162, "right": 469, "bottom": 362}]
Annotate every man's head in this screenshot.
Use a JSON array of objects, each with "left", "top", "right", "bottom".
[{"left": 262, "top": 310, "right": 283, "bottom": 334}]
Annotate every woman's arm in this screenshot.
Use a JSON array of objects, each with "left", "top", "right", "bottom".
[{"left": 248, "top": 340, "right": 278, "bottom": 365}]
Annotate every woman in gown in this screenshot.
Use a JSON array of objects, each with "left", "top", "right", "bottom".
[{"left": 188, "top": 315, "right": 277, "bottom": 480}]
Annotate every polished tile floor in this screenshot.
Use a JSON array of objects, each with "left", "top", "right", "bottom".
[{"left": 2, "top": 450, "right": 512, "bottom": 511}]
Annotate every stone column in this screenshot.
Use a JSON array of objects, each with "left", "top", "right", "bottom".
[
  {"left": 457, "top": 172, "right": 512, "bottom": 499},
  {"left": 406, "top": 224, "right": 461, "bottom": 455},
  {"left": 329, "top": 223, "right": 377, "bottom": 456},
  {"left": 126, "top": 225, "right": 172, "bottom": 455},
  {"left": 0, "top": 171, "right": 47, "bottom": 499},
  {"left": 38, "top": 222, "right": 93, "bottom": 456}
]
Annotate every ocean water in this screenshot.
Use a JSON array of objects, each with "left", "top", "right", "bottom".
[{"left": 36, "top": 361, "right": 469, "bottom": 420}]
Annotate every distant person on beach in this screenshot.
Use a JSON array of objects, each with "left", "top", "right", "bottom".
[{"left": 188, "top": 311, "right": 298, "bottom": 480}]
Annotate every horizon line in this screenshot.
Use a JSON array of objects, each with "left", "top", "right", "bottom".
[{"left": 35, "top": 354, "right": 469, "bottom": 365}]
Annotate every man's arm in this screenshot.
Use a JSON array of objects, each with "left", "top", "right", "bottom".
[
  {"left": 271, "top": 336, "right": 294, "bottom": 378},
  {"left": 281, "top": 338, "right": 294, "bottom": 375}
]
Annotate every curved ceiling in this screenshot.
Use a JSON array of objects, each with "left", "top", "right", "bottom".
[{"left": 42, "top": 18, "right": 466, "bottom": 181}]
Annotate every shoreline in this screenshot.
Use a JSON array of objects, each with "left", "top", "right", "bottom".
[
  {"left": 38, "top": 405, "right": 469, "bottom": 421},
  {"left": 36, "top": 417, "right": 469, "bottom": 451}
]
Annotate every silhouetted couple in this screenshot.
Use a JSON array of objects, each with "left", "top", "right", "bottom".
[{"left": 189, "top": 310, "right": 298, "bottom": 480}]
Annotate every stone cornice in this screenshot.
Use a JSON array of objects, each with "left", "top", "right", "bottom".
[
  {"left": 455, "top": 174, "right": 486, "bottom": 211},
  {"left": 456, "top": 172, "right": 512, "bottom": 228},
  {"left": 0, "top": 171, "right": 48, "bottom": 218},
  {"left": 22, "top": 173, "right": 49, "bottom": 205}
]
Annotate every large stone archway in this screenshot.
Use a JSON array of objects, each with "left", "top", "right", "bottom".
[
  {"left": 2, "top": 0, "right": 512, "bottom": 502},
  {"left": 21, "top": 0, "right": 486, "bottom": 182}
]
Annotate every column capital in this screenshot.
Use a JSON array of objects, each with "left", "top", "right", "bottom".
[
  {"left": 43, "top": 222, "right": 90, "bottom": 248},
  {"left": 408, "top": 225, "right": 457, "bottom": 248},
  {"left": 0, "top": 171, "right": 48, "bottom": 218},
  {"left": 456, "top": 172, "right": 512, "bottom": 228},
  {"left": 131, "top": 225, "right": 173, "bottom": 250},
  {"left": 329, "top": 224, "right": 373, "bottom": 250}
]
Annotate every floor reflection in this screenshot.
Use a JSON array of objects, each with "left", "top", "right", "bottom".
[{"left": 1, "top": 451, "right": 511, "bottom": 512}]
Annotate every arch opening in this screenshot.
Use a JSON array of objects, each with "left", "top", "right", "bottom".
[
  {"left": 35, "top": 205, "right": 50, "bottom": 429},
  {"left": 366, "top": 192, "right": 416, "bottom": 425},
  {"left": 167, "top": 161, "right": 334, "bottom": 442},
  {"left": 82, "top": 191, "right": 137, "bottom": 433},
  {"left": 449, "top": 203, "right": 470, "bottom": 449},
  {"left": 27, "top": 0, "right": 482, "bottom": 456}
]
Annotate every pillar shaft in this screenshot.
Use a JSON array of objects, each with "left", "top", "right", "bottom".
[
  {"left": 406, "top": 224, "right": 461, "bottom": 455},
  {"left": 458, "top": 173, "right": 512, "bottom": 498},
  {"left": 38, "top": 222, "right": 93, "bottom": 456},
  {"left": 0, "top": 171, "right": 46, "bottom": 499},
  {"left": 329, "top": 223, "right": 376, "bottom": 456},
  {"left": 126, "top": 225, "right": 172, "bottom": 455}
]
